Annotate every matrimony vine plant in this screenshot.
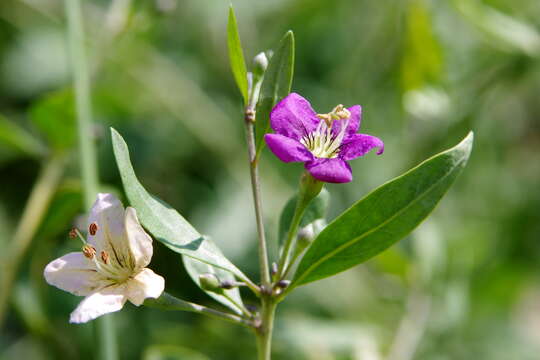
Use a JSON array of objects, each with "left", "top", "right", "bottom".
[{"left": 43, "top": 6, "right": 473, "bottom": 360}]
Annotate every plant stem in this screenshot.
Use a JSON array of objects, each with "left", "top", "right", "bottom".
[
  {"left": 244, "top": 111, "right": 271, "bottom": 288},
  {"left": 65, "top": 0, "right": 117, "bottom": 359},
  {"left": 0, "top": 154, "right": 66, "bottom": 328},
  {"left": 277, "top": 173, "right": 322, "bottom": 279},
  {"left": 144, "top": 292, "right": 252, "bottom": 328},
  {"left": 66, "top": 0, "right": 98, "bottom": 206},
  {"left": 255, "top": 298, "right": 277, "bottom": 360}
]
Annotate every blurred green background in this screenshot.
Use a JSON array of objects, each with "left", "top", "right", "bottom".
[{"left": 1, "top": 0, "right": 539, "bottom": 359}]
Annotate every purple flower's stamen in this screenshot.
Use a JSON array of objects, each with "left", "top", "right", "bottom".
[{"left": 300, "top": 104, "right": 351, "bottom": 159}]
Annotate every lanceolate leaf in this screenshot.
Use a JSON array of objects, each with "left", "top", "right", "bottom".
[
  {"left": 278, "top": 188, "right": 330, "bottom": 249},
  {"left": 227, "top": 6, "right": 248, "bottom": 104},
  {"left": 292, "top": 132, "right": 474, "bottom": 287},
  {"left": 183, "top": 253, "right": 244, "bottom": 315},
  {"left": 255, "top": 31, "right": 295, "bottom": 155},
  {"left": 111, "top": 128, "right": 247, "bottom": 281}
]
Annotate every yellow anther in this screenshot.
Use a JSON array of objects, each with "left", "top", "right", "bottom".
[
  {"left": 317, "top": 104, "right": 350, "bottom": 127},
  {"left": 82, "top": 245, "right": 96, "bottom": 259}
]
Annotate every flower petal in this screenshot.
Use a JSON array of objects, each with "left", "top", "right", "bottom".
[
  {"left": 270, "top": 93, "right": 320, "bottom": 140},
  {"left": 265, "top": 134, "right": 314, "bottom": 162},
  {"left": 44, "top": 252, "right": 104, "bottom": 296},
  {"left": 69, "top": 284, "right": 127, "bottom": 323},
  {"left": 340, "top": 134, "right": 384, "bottom": 160},
  {"left": 126, "top": 268, "right": 165, "bottom": 306},
  {"left": 305, "top": 158, "right": 353, "bottom": 183},
  {"left": 124, "top": 207, "right": 153, "bottom": 269},
  {"left": 332, "top": 105, "right": 361, "bottom": 137},
  {"left": 87, "top": 193, "right": 131, "bottom": 268}
]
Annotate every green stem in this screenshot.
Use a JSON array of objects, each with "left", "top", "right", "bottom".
[
  {"left": 223, "top": 293, "right": 253, "bottom": 318},
  {"left": 145, "top": 292, "right": 251, "bottom": 328},
  {"left": 255, "top": 298, "right": 276, "bottom": 360},
  {"left": 244, "top": 79, "right": 270, "bottom": 288},
  {"left": 277, "top": 173, "right": 322, "bottom": 279},
  {"left": 246, "top": 121, "right": 271, "bottom": 287},
  {"left": 66, "top": 0, "right": 98, "bottom": 207},
  {"left": 65, "top": 0, "right": 116, "bottom": 359},
  {"left": 0, "top": 154, "right": 66, "bottom": 328}
]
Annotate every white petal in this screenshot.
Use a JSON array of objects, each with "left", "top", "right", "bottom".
[
  {"left": 87, "top": 193, "right": 132, "bottom": 268},
  {"left": 43, "top": 252, "right": 103, "bottom": 296},
  {"left": 69, "top": 284, "right": 127, "bottom": 323},
  {"left": 126, "top": 268, "right": 165, "bottom": 306},
  {"left": 124, "top": 207, "right": 153, "bottom": 269}
]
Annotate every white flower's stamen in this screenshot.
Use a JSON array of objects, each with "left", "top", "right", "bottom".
[
  {"left": 89, "top": 222, "right": 98, "bottom": 236},
  {"left": 301, "top": 104, "right": 351, "bottom": 159},
  {"left": 100, "top": 251, "right": 109, "bottom": 264},
  {"left": 71, "top": 228, "right": 88, "bottom": 245},
  {"left": 82, "top": 245, "right": 96, "bottom": 259}
]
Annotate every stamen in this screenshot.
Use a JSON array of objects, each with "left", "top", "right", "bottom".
[
  {"left": 82, "top": 245, "right": 96, "bottom": 259},
  {"left": 301, "top": 105, "right": 351, "bottom": 159},
  {"left": 71, "top": 228, "right": 88, "bottom": 245},
  {"left": 89, "top": 222, "right": 99, "bottom": 236},
  {"left": 100, "top": 251, "right": 109, "bottom": 264},
  {"left": 69, "top": 228, "right": 78, "bottom": 239}
]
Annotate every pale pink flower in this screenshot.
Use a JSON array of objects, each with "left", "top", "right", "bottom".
[{"left": 44, "top": 193, "right": 164, "bottom": 323}]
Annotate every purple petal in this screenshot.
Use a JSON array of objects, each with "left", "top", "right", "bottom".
[
  {"left": 305, "top": 158, "right": 352, "bottom": 183},
  {"left": 340, "top": 134, "right": 384, "bottom": 160},
  {"left": 265, "top": 134, "right": 314, "bottom": 162},
  {"left": 270, "top": 93, "right": 320, "bottom": 140},
  {"left": 332, "top": 105, "right": 361, "bottom": 137}
]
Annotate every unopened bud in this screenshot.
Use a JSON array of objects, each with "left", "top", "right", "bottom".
[
  {"left": 277, "top": 280, "right": 290, "bottom": 289},
  {"left": 271, "top": 262, "right": 278, "bottom": 277},
  {"left": 253, "top": 52, "right": 268, "bottom": 78},
  {"left": 100, "top": 251, "right": 109, "bottom": 264},
  {"left": 82, "top": 245, "right": 96, "bottom": 259},
  {"left": 219, "top": 280, "right": 235, "bottom": 290},
  {"left": 199, "top": 274, "right": 223, "bottom": 294},
  {"left": 89, "top": 222, "right": 99, "bottom": 236},
  {"left": 69, "top": 228, "right": 78, "bottom": 239}
]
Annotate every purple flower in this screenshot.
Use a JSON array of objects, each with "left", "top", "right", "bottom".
[{"left": 264, "top": 93, "right": 384, "bottom": 183}]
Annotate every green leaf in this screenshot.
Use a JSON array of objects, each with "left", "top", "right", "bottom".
[
  {"left": 292, "top": 132, "right": 474, "bottom": 287},
  {"left": 278, "top": 188, "right": 330, "bottom": 249},
  {"left": 183, "top": 252, "right": 244, "bottom": 315},
  {"left": 0, "top": 115, "right": 44, "bottom": 158},
  {"left": 227, "top": 6, "right": 248, "bottom": 104},
  {"left": 29, "top": 90, "right": 77, "bottom": 150},
  {"left": 255, "top": 31, "right": 295, "bottom": 154},
  {"left": 111, "top": 128, "right": 247, "bottom": 281}
]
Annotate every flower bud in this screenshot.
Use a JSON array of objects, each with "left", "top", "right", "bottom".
[
  {"left": 276, "top": 280, "right": 290, "bottom": 289},
  {"left": 199, "top": 274, "right": 224, "bottom": 294},
  {"left": 253, "top": 52, "right": 268, "bottom": 78},
  {"left": 219, "top": 279, "right": 235, "bottom": 290},
  {"left": 271, "top": 262, "right": 278, "bottom": 278}
]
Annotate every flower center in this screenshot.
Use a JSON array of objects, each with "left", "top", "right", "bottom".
[
  {"left": 92, "top": 250, "right": 133, "bottom": 283},
  {"left": 300, "top": 105, "right": 350, "bottom": 159},
  {"left": 73, "top": 226, "right": 133, "bottom": 283}
]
